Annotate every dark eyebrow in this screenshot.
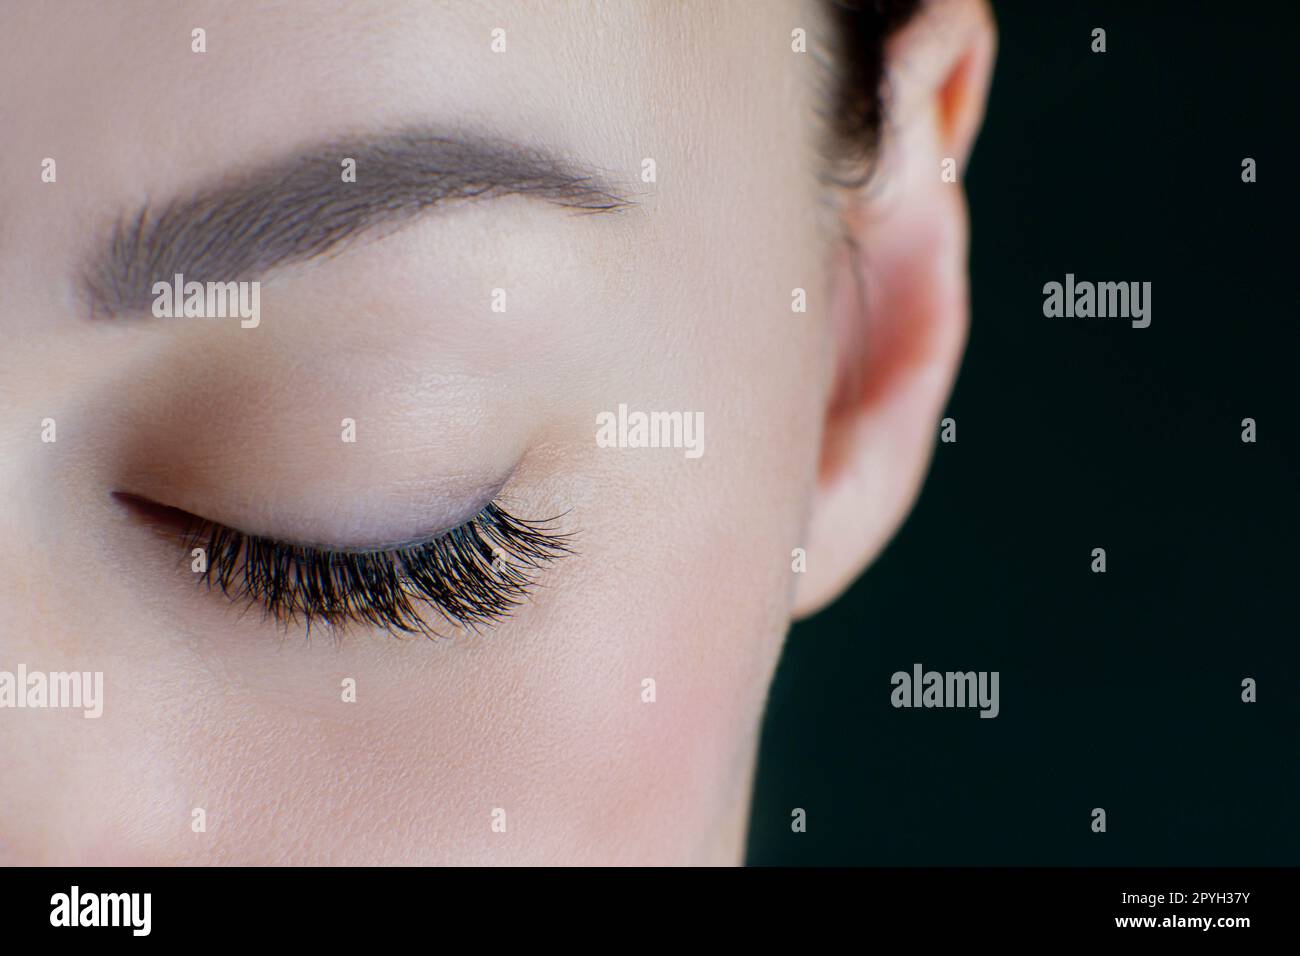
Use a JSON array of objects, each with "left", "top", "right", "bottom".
[{"left": 81, "top": 129, "right": 632, "bottom": 318}]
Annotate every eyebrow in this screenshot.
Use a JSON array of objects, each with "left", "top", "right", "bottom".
[{"left": 81, "top": 128, "right": 632, "bottom": 318}]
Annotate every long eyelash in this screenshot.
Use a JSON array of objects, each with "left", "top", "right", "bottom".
[{"left": 182, "top": 503, "right": 572, "bottom": 638}]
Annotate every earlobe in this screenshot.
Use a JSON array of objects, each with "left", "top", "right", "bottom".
[{"left": 792, "top": 0, "right": 995, "bottom": 619}]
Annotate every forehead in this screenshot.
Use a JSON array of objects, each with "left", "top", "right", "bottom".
[
  {"left": 2, "top": 1, "right": 809, "bottom": 176},
  {"left": 0, "top": 0, "right": 829, "bottom": 333}
]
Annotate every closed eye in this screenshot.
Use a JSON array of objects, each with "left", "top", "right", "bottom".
[{"left": 116, "top": 494, "right": 572, "bottom": 638}]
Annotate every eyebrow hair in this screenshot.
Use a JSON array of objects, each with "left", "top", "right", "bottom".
[{"left": 81, "top": 129, "right": 632, "bottom": 318}]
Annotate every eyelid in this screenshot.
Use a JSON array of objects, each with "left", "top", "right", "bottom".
[
  {"left": 191, "top": 501, "right": 572, "bottom": 637},
  {"left": 117, "top": 494, "right": 572, "bottom": 637},
  {"left": 114, "top": 451, "right": 517, "bottom": 552}
]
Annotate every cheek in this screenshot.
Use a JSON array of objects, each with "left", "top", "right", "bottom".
[
  {"left": 48, "top": 560, "right": 780, "bottom": 866},
  {"left": 477, "top": 445, "right": 814, "bottom": 863}
]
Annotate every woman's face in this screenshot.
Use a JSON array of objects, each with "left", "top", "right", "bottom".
[{"left": 0, "top": 1, "right": 991, "bottom": 863}]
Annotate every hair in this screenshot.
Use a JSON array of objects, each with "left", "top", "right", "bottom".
[{"left": 822, "top": 0, "right": 925, "bottom": 187}]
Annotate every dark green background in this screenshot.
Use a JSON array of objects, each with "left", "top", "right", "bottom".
[{"left": 747, "top": 0, "right": 1299, "bottom": 865}]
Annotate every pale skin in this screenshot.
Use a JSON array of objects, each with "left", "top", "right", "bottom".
[{"left": 0, "top": 1, "right": 994, "bottom": 864}]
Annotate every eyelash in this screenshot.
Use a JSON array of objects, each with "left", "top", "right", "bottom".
[{"left": 181, "top": 502, "right": 571, "bottom": 637}]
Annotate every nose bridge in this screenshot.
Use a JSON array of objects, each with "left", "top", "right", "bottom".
[
  {"left": 0, "top": 370, "right": 71, "bottom": 863},
  {"left": 0, "top": 362, "right": 62, "bottom": 658},
  {"left": 0, "top": 339, "right": 138, "bottom": 863},
  {"left": 1, "top": 347, "right": 157, "bottom": 664}
]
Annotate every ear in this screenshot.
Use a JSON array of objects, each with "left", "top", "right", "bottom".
[{"left": 794, "top": 0, "right": 995, "bottom": 617}]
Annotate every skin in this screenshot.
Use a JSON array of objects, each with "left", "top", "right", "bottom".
[{"left": 0, "top": 0, "right": 994, "bottom": 864}]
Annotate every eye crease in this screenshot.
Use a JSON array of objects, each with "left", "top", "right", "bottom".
[{"left": 117, "top": 494, "right": 572, "bottom": 637}]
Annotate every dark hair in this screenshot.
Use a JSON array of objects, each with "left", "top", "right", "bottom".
[{"left": 823, "top": 0, "right": 924, "bottom": 186}]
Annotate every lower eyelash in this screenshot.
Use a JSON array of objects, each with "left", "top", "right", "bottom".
[{"left": 183, "top": 502, "right": 572, "bottom": 638}]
